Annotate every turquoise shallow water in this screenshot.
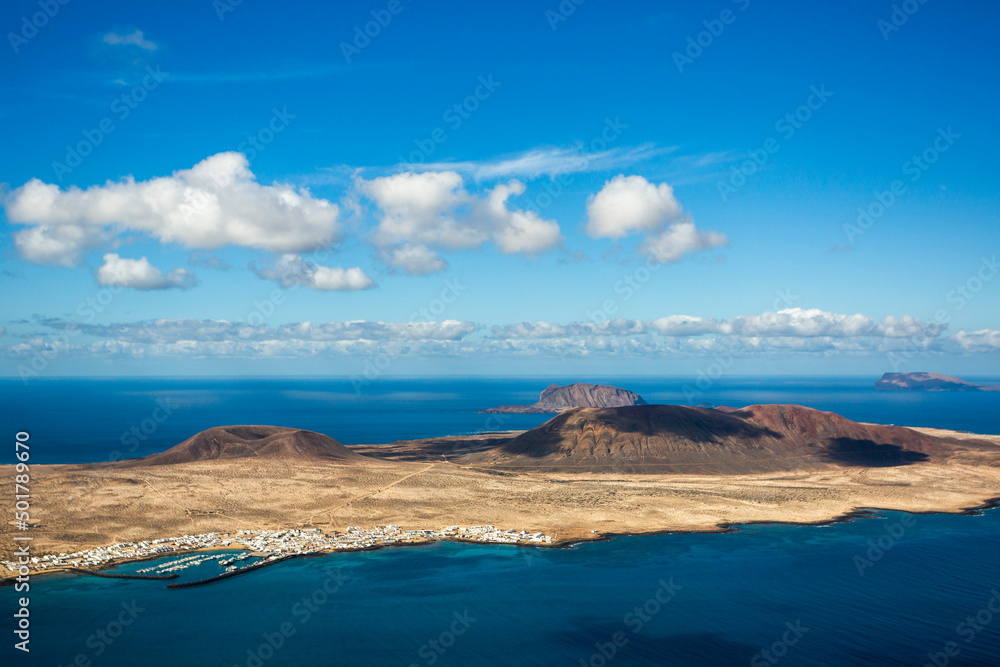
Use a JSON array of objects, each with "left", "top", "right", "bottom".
[
  {"left": 5, "top": 509, "right": 1000, "bottom": 666},
  {"left": 3, "top": 376, "right": 1000, "bottom": 665}
]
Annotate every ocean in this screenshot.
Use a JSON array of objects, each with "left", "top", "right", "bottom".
[
  {"left": 3, "top": 375, "right": 1000, "bottom": 464},
  {"left": 3, "top": 376, "right": 999, "bottom": 666}
]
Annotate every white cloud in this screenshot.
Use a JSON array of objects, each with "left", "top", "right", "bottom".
[
  {"left": 386, "top": 245, "right": 447, "bottom": 276},
  {"left": 31, "top": 318, "right": 476, "bottom": 344},
  {"left": 411, "top": 142, "right": 671, "bottom": 181},
  {"left": 359, "top": 171, "right": 561, "bottom": 275},
  {"left": 312, "top": 266, "right": 374, "bottom": 291},
  {"left": 6, "top": 152, "right": 340, "bottom": 266},
  {"left": 249, "top": 254, "right": 373, "bottom": 291},
  {"left": 647, "top": 315, "right": 719, "bottom": 336},
  {"left": 949, "top": 329, "right": 1000, "bottom": 352},
  {"left": 503, "top": 309, "right": 945, "bottom": 342},
  {"left": 103, "top": 30, "right": 158, "bottom": 51},
  {"left": 585, "top": 175, "right": 727, "bottom": 262},
  {"left": 642, "top": 221, "right": 728, "bottom": 263},
  {"left": 480, "top": 181, "right": 563, "bottom": 254},
  {"left": 96, "top": 253, "right": 197, "bottom": 290},
  {"left": 586, "top": 175, "right": 683, "bottom": 239},
  {"left": 722, "top": 308, "right": 874, "bottom": 337},
  {"left": 492, "top": 318, "right": 644, "bottom": 339},
  {"left": 873, "top": 315, "right": 945, "bottom": 338}
]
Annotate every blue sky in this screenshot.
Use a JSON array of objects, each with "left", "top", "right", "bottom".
[{"left": 1, "top": 0, "right": 998, "bottom": 378}]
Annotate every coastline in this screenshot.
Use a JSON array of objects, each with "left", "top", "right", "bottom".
[
  {"left": 4, "top": 421, "right": 1000, "bottom": 585},
  {"left": 6, "top": 497, "right": 1000, "bottom": 586}
]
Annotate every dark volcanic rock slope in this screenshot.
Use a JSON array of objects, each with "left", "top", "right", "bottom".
[
  {"left": 460, "top": 404, "right": 986, "bottom": 473},
  {"left": 124, "top": 425, "right": 373, "bottom": 466}
]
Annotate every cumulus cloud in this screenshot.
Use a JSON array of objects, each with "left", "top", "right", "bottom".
[
  {"left": 647, "top": 315, "right": 719, "bottom": 336},
  {"left": 103, "top": 30, "right": 158, "bottom": 51},
  {"left": 249, "top": 254, "right": 373, "bottom": 291},
  {"left": 586, "top": 175, "right": 683, "bottom": 239},
  {"left": 96, "top": 253, "right": 198, "bottom": 290},
  {"left": 359, "top": 171, "right": 562, "bottom": 275},
  {"left": 721, "top": 308, "right": 874, "bottom": 337},
  {"left": 641, "top": 222, "right": 728, "bottom": 263},
  {"left": 585, "top": 175, "right": 727, "bottom": 262},
  {"left": 5, "top": 152, "right": 340, "bottom": 266},
  {"left": 949, "top": 329, "right": 1000, "bottom": 352},
  {"left": 385, "top": 245, "right": 447, "bottom": 276}
]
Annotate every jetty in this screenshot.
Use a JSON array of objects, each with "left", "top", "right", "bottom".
[
  {"left": 166, "top": 555, "right": 294, "bottom": 589},
  {"left": 69, "top": 567, "right": 178, "bottom": 580}
]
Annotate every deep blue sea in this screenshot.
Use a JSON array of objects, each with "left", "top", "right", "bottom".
[{"left": 3, "top": 376, "right": 999, "bottom": 666}]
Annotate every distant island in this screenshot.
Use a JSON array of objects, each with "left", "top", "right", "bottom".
[
  {"left": 875, "top": 372, "right": 1000, "bottom": 392},
  {"left": 480, "top": 382, "right": 648, "bottom": 413},
  {"left": 5, "top": 401, "right": 1000, "bottom": 583}
]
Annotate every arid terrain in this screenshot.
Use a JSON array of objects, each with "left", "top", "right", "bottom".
[{"left": 3, "top": 404, "right": 1000, "bottom": 573}]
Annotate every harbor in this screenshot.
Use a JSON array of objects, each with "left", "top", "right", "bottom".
[{"left": 3, "top": 524, "right": 556, "bottom": 583}]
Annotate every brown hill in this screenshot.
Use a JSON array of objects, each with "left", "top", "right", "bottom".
[
  {"left": 459, "top": 404, "right": 987, "bottom": 473},
  {"left": 481, "top": 382, "right": 648, "bottom": 414},
  {"left": 125, "top": 425, "right": 372, "bottom": 466}
]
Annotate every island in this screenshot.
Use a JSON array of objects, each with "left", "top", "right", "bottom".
[
  {"left": 480, "top": 382, "right": 648, "bottom": 413},
  {"left": 3, "top": 404, "right": 1000, "bottom": 583},
  {"left": 875, "top": 372, "right": 1000, "bottom": 392}
]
